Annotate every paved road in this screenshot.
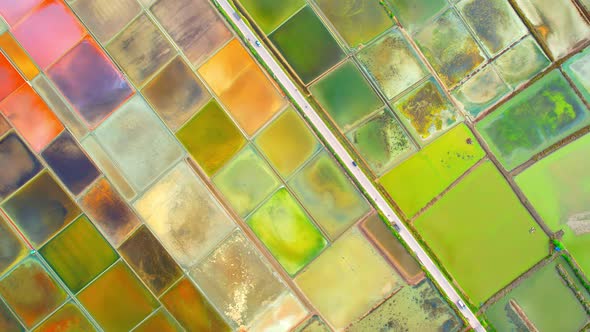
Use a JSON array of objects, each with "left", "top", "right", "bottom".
[{"left": 215, "top": 1, "right": 485, "bottom": 331}]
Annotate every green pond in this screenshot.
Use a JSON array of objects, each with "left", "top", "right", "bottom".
[
  {"left": 485, "top": 257, "right": 589, "bottom": 331},
  {"left": 270, "top": 6, "right": 345, "bottom": 84},
  {"left": 311, "top": 60, "right": 382, "bottom": 131},
  {"left": 213, "top": 145, "right": 281, "bottom": 217},
  {"left": 247, "top": 188, "right": 327, "bottom": 275},
  {"left": 289, "top": 151, "right": 370, "bottom": 239}
]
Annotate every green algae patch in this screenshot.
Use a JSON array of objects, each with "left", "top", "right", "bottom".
[
  {"left": 357, "top": 29, "right": 428, "bottom": 100},
  {"left": 516, "top": 133, "right": 590, "bottom": 276},
  {"left": 255, "top": 108, "right": 320, "bottom": 178},
  {"left": 414, "top": 162, "right": 548, "bottom": 305},
  {"left": 176, "top": 100, "right": 246, "bottom": 176},
  {"left": 247, "top": 188, "right": 327, "bottom": 275},
  {"left": 270, "top": 6, "right": 345, "bottom": 84},
  {"left": 289, "top": 151, "right": 370, "bottom": 239},
  {"left": 213, "top": 145, "right": 281, "bottom": 217},
  {"left": 315, "top": 0, "right": 393, "bottom": 47},
  {"left": 394, "top": 78, "right": 459, "bottom": 143},
  {"left": 311, "top": 60, "right": 382, "bottom": 131},
  {"left": 380, "top": 123, "right": 485, "bottom": 218},
  {"left": 239, "top": 0, "right": 305, "bottom": 34},
  {"left": 346, "top": 109, "right": 416, "bottom": 175},
  {"left": 414, "top": 9, "right": 485, "bottom": 88},
  {"left": 477, "top": 70, "right": 589, "bottom": 170},
  {"left": 485, "top": 257, "right": 589, "bottom": 331}
]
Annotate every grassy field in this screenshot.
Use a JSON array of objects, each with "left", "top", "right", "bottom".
[
  {"left": 270, "top": 6, "right": 344, "bottom": 84},
  {"left": 239, "top": 0, "right": 305, "bottom": 34},
  {"left": 414, "top": 161, "right": 548, "bottom": 305},
  {"left": 485, "top": 257, "right": 589, "bottom": 331},
  {"left": 477, "top": 70, "right": 590, "bottom": 170},
  {"left": 315, "top": 0, "right": 393, "bottom": 47},
  {"left": 516, "top": 132, "right": 590, "bottom": 275},
  {"left": 380, "top": 124, "right": 485, "bottom": 218}
]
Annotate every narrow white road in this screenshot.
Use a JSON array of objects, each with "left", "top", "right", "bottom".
[{"left": 215, "top": 1, "right": 485, "bottom": 330}]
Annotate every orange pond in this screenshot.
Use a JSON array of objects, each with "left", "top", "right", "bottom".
[
  {"left": 0, "top": 52, "right": 25, "bottom": 101},
  {"left": 0, "top": 33, "right": 39, "bottom": 80},
  {"left": 0, "top": 84, "right": 63, "bottom": 152},
  {"left": 198, "top": 39, "right": 285, "bottom": 135}
]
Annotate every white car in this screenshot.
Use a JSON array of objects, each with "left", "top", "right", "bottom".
[{"left": 457, "top": 300, "right": 466, "bottom": 309}]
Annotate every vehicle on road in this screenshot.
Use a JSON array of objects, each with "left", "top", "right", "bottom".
[
  {"left": 352, "top": 161, "right": 357, "bottom": 167},
  {"left": 254, "top": 40, "right": 261, "bottom": 47},
  {"left": 393, "top": 223, "right": 401, "bottom": 232},
  {"left": 457, "top": 300, "right": 467, "bottom": 309}
]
